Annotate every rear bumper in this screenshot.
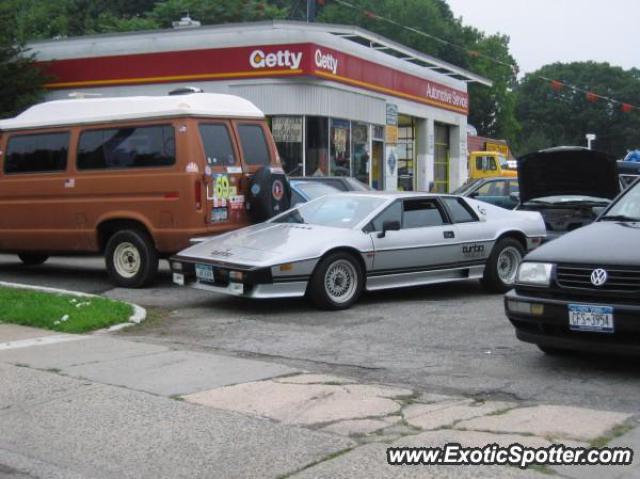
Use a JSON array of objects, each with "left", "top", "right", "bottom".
[{"left": 505, "top": 290, "right": 640, "bottom": 355}]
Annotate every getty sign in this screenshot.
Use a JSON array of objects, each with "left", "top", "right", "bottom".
[{"left": 249, "top": 47, "right": 339, "bottom": 75}]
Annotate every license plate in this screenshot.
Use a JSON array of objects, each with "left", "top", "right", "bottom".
[
  {"left": 172, "top": 273, "right": 185, "bottom": 286},
  {"left": 195, "top": 264, "right": 215, "bottom": 282},
  {"left": 568, "top": 304, "right": 614, "bottom": 333}
]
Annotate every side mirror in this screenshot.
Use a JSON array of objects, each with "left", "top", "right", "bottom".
[
  {"left": 509, "top": 192, "right": 520, "bottom": 202},
  {"left": 378, "top": 220, "right": 401, "bottom": 238},
  {"left": 469, "top": 191, "right": 480, "bottom": 198}
]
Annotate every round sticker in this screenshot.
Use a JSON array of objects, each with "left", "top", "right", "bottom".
[
  {"left": 272, "top": 180, "right": 284, "bottom": 201},
  {"left": 251, "top": 184, "right": 261, "bottom": 196},
  {"left": 215, "top": 175, "right": 230, "bottom": 199}
]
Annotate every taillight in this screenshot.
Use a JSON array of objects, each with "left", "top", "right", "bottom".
[{"left": 194, "top": 180, "right": 202, "bottom": 209}]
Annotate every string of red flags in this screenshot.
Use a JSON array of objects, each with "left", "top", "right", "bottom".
[{"left": 330, "top": 0, "right": 639, "bottom": 114}]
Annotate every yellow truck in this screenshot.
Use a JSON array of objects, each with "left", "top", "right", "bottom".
[{"left": 468, "top": 151, "right": 517, "bottom": 180}]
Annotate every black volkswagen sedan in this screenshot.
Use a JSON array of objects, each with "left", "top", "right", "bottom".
[{"left": 505, "top": 178, "right": 640, "bottom": 355}]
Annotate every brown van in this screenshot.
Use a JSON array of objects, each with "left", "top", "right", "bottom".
[{"left": 0, "top": 93, "right": 291, "bottom": 287}]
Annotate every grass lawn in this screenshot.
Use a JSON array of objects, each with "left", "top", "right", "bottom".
[{"left": 0, "top": 286, "right": 134, "bottom": 333}]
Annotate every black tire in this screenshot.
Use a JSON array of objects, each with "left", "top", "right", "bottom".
[
  {"left": 481, "top": 237, "right": 525, "bottom": 293},
  {"left": 18, "top": 253, "right": 49, "bottom": 266},
  {"left": 308, "top": 252, "right": 363, "bottom": 310},
  {"left": 247, "top": 166, "right": 292, "bottom": 223},
  {"left": 105, "top": 229, "right": 158, "bottom": 288}
]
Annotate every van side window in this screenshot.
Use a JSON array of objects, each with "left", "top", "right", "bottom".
[
  {"left": 237, "top": 124, "right": 270, "bottom": 166},
  {"left": 77, "top": 125, "right": 175, "bottom": 170},
  {"left": 199, "top": 124, "right": 236, "bottom": 167},
  {"left": 4, "top": 132, "right": 69, "bottom": 174}
]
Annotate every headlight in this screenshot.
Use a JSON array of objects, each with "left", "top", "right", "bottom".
[{"left": 516, "top": 262, "right": 553, "bottom": 286}]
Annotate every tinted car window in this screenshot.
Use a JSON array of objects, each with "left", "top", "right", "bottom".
[
  {"left": 476, "top": 180, "right": 508, "bottom": 197},
  {"left": 442, "top": 197, "right": 477, "bottom": 223},
  {"left": 77, "top": 125, "right": 175, "bottom": 170},
  {"left": 199, "top": 124, "right": 236, "bottom": 167},
  {"left": 238, "top": 124, "right": 270, "bottom": 166},
  {"left": 370, "top": 201, "right": 402, "bottom": 231},
  {"left": 402, "top": 199, "right": 445, "bottom": 228},
  {"left": 5, "top": 132, "right": 69, "bottom": 174}
]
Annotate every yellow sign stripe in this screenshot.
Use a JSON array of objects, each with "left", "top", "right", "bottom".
[
  {"left": 45, "top": 69, "right": 303, "bottom": 89},
  {"left": 313, "top": 70, "right": 468, "bottom": 115}
]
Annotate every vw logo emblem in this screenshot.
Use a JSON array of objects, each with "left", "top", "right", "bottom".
[{"left": 590, "top": 268, "right": 608, "bottom": 287}]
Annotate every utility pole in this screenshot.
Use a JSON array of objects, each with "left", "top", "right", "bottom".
[{"left": 307, "top": 0, "right": 316, "bottom": 22}]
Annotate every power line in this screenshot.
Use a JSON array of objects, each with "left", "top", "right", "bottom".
[{"left": 330, "top": 0, "right": 639, "bottom": 113}]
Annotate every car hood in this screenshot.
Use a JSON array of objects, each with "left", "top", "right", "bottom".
[
  {"left": 517, "top": 147, "right": 619, "bottom": 203},
  {"left": 177, "top": 222, "right": 355, "bottom": 266},
  {"left": 525, "top": 220, "right": 640, "bottom": 266}
]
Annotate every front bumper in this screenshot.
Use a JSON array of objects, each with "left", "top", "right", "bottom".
[
  {"left": 170, "top": 257, "right": 308, "bottom": 299},
  {"left": 505, "top": 289, "right": 640, "bottom": 355}
]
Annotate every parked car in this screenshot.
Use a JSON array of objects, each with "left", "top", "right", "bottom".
[
  {"left": 290, "top": 176, "right": 372, "bottom": 192},
  {"left": 290, "top": 180, "right": 341, "bottom": 207},
  {"left": 0, "top": 93, "right": 290, "bottom": 287},
  {"left": 617, "top": 160, "right": 640, "bottom": 190},
  {"left": 171, "top": 192, "right": 546, "bottom": 310},
  {"left": 505, "top": 178, "right": 640, "bottom": 356},
  {"left": 516, "top": 147, "right": 619, "bottom": 241},
  {"left": 454, "top": 177, "right": 519, "bottom": 210}
]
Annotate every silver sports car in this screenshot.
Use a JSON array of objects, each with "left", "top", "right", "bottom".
[{"left": 171, "top": 192, "right": 546, "bottom": 309}]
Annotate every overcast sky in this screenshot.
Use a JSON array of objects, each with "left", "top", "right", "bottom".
[{"left": 446, "top": 0, "right": 638, "bottom": 74}]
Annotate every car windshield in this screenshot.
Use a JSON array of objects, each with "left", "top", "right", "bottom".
[
  {"left": 453, "top": 178, "right": 482, "bottom": 195},
  {"left": 600, "top": 182, "right": 640, "bottom": 222},
  {"left": 272, "top": 195, "right": 386, "bottom": 229},
  {"left": 291, "top": 181, "right": 340, "bottom": 200}
]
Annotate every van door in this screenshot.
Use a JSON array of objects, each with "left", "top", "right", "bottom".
[
  {"left": 197, "top": 121, "right": 248, "bottom": 227},
  {"left": 0, "top": 130, "right": 72, "bottom": 251}
]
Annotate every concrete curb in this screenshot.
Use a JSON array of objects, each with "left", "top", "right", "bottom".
[{"left": 0, "top": 281, "right": 147, "bottom": 332}]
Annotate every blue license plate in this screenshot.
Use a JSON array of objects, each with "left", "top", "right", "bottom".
[
  {"left": 568, "top": 304, "right": 614, "bottom": 333},
  {"left": 195, "top": 264, "right": 215, "bottom": 282}
]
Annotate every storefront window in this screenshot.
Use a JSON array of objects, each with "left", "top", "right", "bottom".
[
  {"left": 271, "top": 116, "right": 303, "bottom": 175},
  {"left": 305, "top": 116, "right": 329, "bottom": 176},
  {"left": 330, "top": 118, "right": 351, "bottom": 176},
  {"left": 397, "top": 117, "right": 415, "bottom": 191},
  {"left": 352, "top": 122, "right": 369, "bottom": 186}
]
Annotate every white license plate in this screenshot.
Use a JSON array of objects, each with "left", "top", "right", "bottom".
[
  {"left": 172, "top": 273, "right": 185, "bottom": 286},
  {"left": 568, "top": 304, "right": 614, "bottom": 333},
  {"left": 195, "top": 264, "right": 215, "bottom": 282}
]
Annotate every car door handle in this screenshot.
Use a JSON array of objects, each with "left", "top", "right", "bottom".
[{"left": 443, "top": 231, "right": 455, "bottom": 239}]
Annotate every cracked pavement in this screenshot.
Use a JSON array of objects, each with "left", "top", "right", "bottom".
[{"left": 1, "top": 255, "right": 640, "bottom": 477}]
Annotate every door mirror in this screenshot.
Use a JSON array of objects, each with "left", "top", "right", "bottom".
[
  {"left": 469, "top": 191, "right": 480, "bottom": 198},
  {"left": 378, "top": 220, "right": 401, "bottom": 238},
  {"left": 509, "top": 192, "right": 520, "bottom": 202}
]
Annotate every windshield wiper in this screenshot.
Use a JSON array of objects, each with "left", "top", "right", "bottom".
[{"left": 600, "top": 214, "right": 640, "bottom": 222}]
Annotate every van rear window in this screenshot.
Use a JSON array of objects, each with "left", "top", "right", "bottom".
[
  {"left": 198, "top": 124, "right": 236, "bottom": 167},
  {"left": 77, "top": 125, "right": 175, "bottom": 170},
  {"left": 237, "top": 124, "right": 270, "bottom": 166},
  {"left": 5, "top": 132, "right": 69, "bottom": 174}
]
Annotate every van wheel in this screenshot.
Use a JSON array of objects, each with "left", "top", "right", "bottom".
[
  {"left": 481, "top": 238, "right": 524, "bottom": 293},
  {"left": 105, "top": 230, "right": 158, "bottom": 288},
  {"left": 18, "top": 253, "right": 49, "bottom": 266},
  {"left": 308, "top": 252, "right": 363, "bottom": 310}
]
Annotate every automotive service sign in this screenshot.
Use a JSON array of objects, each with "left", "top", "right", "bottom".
[{"left": 42, "top": 43, "right": 468, "bottom": 114}]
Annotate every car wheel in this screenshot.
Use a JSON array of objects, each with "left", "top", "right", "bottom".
[
  {"left": 18, "top": 253, "right": 49, "bottom": 266},
  {"left": 481, "top": 237, "right": 524, "bottom": 293},
  {"left": 308, "top": 252, "right": 363, "bottom": 310},
  {"left": 105, "top": 229, "right": 158, "bottom": 288}
]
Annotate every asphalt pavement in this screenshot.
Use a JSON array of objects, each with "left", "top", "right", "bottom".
[{"left": 1, "top": 253, "right": 640, "bottom": 414}]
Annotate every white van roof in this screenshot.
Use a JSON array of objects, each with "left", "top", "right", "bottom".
[{"left": 0, "top": 93, "right": 264, "bottom": 131}]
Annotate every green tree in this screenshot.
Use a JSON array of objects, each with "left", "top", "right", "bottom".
[
  {"left": 317, "top": 0, "right": 519, "bottom": 142},
  {"left": 0, "top": 5, "right": 47, "bottom": 118},
  {"left": 515, "top": 62, "right": 640, "bottom": 157},
  {"left": 149, "top": 0, "right": 288, "bottom": 28}
]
